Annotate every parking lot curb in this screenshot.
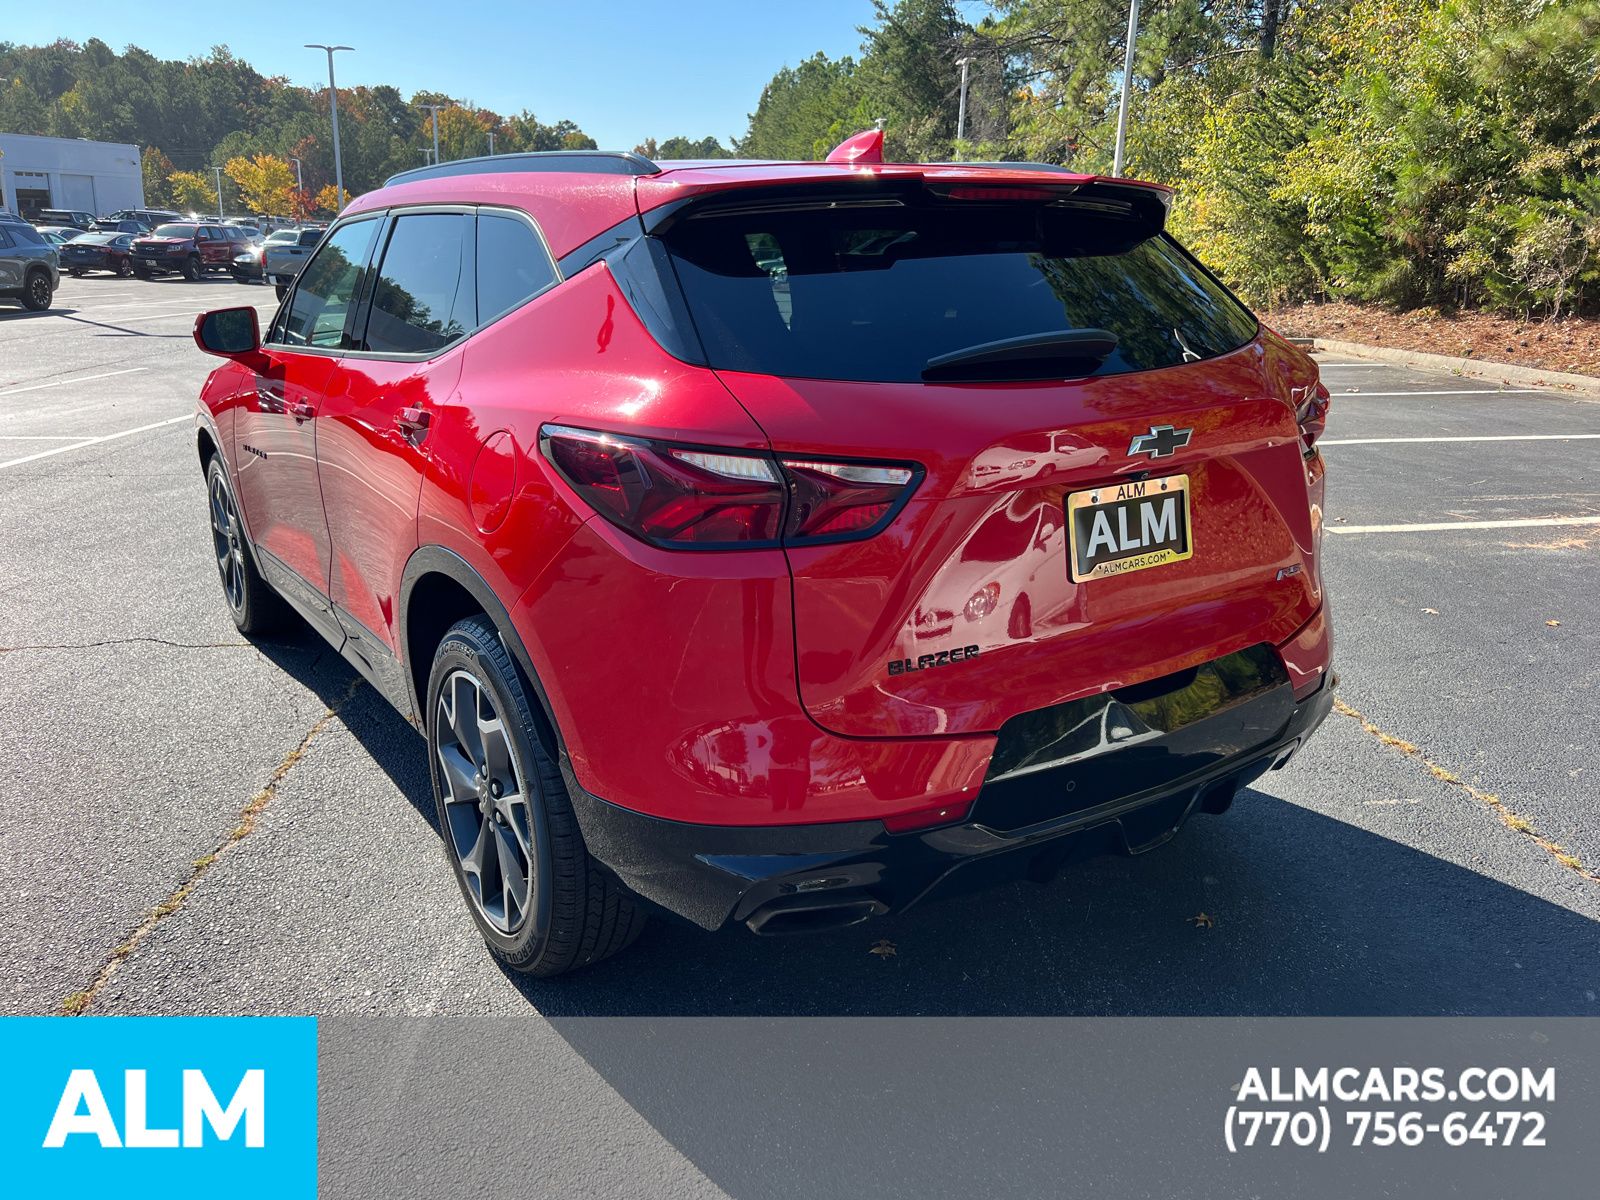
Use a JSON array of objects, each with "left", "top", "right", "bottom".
[{"left": 1310, "top": 336, "right": 1600, "bottom": 400}]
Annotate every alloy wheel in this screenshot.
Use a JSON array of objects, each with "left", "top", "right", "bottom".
[
  {"left": 208, "top": 471, "right": 245, "bottom": 612},
  {"left": 28, "top": 274, "right": 51, "bottom": 308},
  {"left": 436, "top": 669, "right": 535, "bottom": 934}
]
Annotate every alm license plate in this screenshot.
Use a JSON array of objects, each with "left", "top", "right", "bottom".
[{"left": 1066, "top": 473, "right": 1192, "bottom": 583}]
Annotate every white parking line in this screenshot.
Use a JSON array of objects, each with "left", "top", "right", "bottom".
[
  {"left": 0, "top": 368, "right": 147, "bottom": 397},
  {"left": 1334, "top": 389, "right": 1542, "bottom": 397},
  {"left": 1331, "top": 515, "right": 1600, "bottom": 534},
  {"left": 1322, "top": 433, "right": 1600, "bottom": 445},
  {"left": 0, "top": 435, "right": 95, "bottom": 440},
  {"left": 0, "top": 415, "right": 190, "bottom": 470}
]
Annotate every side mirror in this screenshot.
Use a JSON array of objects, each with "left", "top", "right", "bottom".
[{"left": 194, "top": 306, "right": 267, "bottom": 369}]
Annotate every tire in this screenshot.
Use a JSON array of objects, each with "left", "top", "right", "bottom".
[
  {"left": 427, "top": 615, "right": 647, "bottom": 976},
  {"left": 21, "top": 269, "right": 53, "bottom": 312},
  {"left": 274, "top": 283, "right": 288, "bottom": 301},
  {"left": 116, "top": 258, "right": 132, "bottom": 277},
  {"left": 203, "top": 456, "right": 284, "bottom": 635},
  {"left": 68, "top": 267, "right": 86, "bottom": 277},
  {"left": 133, "top": 264, "right": 151, "bottom": 279},
  {"left": 180, "top": 254, "right": 201, "bottom": 281}
]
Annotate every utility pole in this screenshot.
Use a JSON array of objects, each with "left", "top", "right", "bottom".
[
  {"left": 306, "top": 44, "right": 354, "bottom": 210},
  {"left": 955, "top": 56, "right": 974, "bottom": 159},
  {"left": 1112, "top": 0, "right": 1140, "bottom": 176},
  {"left": 210, "top": 165, "right": 225, "bottom": 219},
  {"left": 487, "top": 130, "right": 496, "bottom": 155},
  {"left": 421, "top": 104, "right": 444, "bottom": 165}
]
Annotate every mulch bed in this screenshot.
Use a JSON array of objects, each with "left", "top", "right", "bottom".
[{"left": 1262, "top": 301, "right": 1600, "bottom": 378}]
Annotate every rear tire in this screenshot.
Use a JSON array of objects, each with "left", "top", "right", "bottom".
[
  {"left": 116, "top": 259, "right": 132, "bottom": 277},
  {"left": 274, "top": 282, "right": 288, "bottom": 300},
  {"left": 68, "top": 267, "right": 85, "bottom": 277},
  {"left": 21, "top": 270, "right": 53, "bottom": 312},
  {"left": 204, "top": 456, "right": 284, "bottom": 635},
  {"left": 427, "top": 615, "right": 647, "bottom": 977}
]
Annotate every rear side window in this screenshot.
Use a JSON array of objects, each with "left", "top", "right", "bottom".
[
  {"left": 660, "top": 196, "right": 1258, "bottom": 383},
  {"left": 360, "top": 213, "right": 473, "bottom": 356},
  {"left": 476, "top": 212, "right": 557, "bottom": 322},
  {"left": 10, "top": 224, "right": 44, "bottom": 246},
  {"left": 272, "top": 218, "right": 380, "bottom": 350},
  {"left": 0, "top": 228, "right": 13, "bottom": 249},
  {"left": 299, "top": 228, "right": 323, "bottom": 247}
]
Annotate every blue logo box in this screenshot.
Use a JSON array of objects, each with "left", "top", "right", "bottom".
[{"left": 0, "top": 1017, "right": 316, "bottom": 1197}]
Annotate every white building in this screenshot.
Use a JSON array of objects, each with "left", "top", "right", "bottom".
[{"left": 0, "top": 133, "right": 144, "bottom": 220}]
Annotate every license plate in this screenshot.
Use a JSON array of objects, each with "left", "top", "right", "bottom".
[{"left": 1066, "top": 473, "right": 1192, "bottom": 583}]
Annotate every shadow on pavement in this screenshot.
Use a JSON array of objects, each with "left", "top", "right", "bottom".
[{"left": 257, "top": 630, "right": 1600, "bottom": 1019}]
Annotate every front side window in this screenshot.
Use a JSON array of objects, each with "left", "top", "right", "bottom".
[
  {"left": 359, "top": 212, "right": 473, "bottom": 356},
  {"left": 271, "top": 218, "right": 380, "bottom": 350},
  {"left": 476, "top": 212, "right": 557, "bottom": 323}
]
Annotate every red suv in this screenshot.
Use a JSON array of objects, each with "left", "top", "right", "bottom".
[
  {"left": 132, "top": 222, "right": 236, "bottom": 279},
  {"left": 192, "top": 145, "right": 1334, "bottom": 976}
]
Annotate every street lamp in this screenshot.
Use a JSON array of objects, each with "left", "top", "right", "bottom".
[
  {"left": 420, "top": 104, "right": 444, "bottom": 165},
  {"left": 1112, "top": 0, "right": 1141, "bottom": 176},
  {"left": 289, "top": 156, "right": 304, "bottom": 191},
  {"left": 955, "top": 56, "right": 975, "bottom": 159},
  {"left": 306, "top": 44, "right": 354, "bottom": 210},
  {"left": 486, "top": 130, "right": 496, "bottom": 156},
  {"left": 210, "top": 165, "right": 226, "bottom": 220}
]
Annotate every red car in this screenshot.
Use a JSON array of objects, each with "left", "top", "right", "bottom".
[
  {"left": 131, "top": 222, "right": 236, "bottom": 279},
  {"left": 192, "top": 141, "right": 1334, "bottom": 976}
]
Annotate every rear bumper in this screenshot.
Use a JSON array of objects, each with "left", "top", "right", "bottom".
[{"left": 567, "top": 646, "right": 1335, "bottom": 933}]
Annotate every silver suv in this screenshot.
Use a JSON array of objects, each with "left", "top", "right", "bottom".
[{"left": 0, "top": 216, "right": 59, "bottom": 311}]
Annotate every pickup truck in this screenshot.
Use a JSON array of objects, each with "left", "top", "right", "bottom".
[{"left": 264, "top": 226, "right": 326, "bottom": 298}]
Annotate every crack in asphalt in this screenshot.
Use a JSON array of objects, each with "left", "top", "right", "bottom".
[
  {"left": 60, "top": 676, "right": 366, "bottom": 1015},
  {"left": 1332, "top": 697, "right": 1599, "bottom": 884},
  {"left": 0, "top": 636, "right": 250, "bottom": 653}
]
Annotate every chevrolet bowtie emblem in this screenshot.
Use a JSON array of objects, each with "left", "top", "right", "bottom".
[{"left": 1128, "top": 425, "right": 1193, "bottom": 459}]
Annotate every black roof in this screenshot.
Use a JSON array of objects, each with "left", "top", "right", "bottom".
[{"left": 385, "top": 150, "right": 661, "bottom": 188}]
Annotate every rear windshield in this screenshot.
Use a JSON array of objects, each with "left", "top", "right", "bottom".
[
  {"left": 660, "top": 197, "right": 1257, "bottom": 383},
  {"left": 153, "top": 224, "right": 197, "bottom": 238},
  {"left": 266, "top": 230, "right": 298, "bottom": 244}
]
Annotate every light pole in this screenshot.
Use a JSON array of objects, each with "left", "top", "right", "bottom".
[
  {"left": 306, "top": 44, "right": 353, "bottom": 210},
  {"left": 289, "top": 156, "right": 304, "bottom": 191},
  {"left": 1112, "top": 0, "right": 1140, "bottom": 176},
  {"left": 421, "top": 104, "right": 444, "bottom": 165},
  {"left": 210, "top": 165, "right": 226, "bottom": 219},
  {"left": 955, "top": 56, "right": 974, "bottom": 158},
  {"left": 486, "top": 130, "right": 495, "bottom": 156}
]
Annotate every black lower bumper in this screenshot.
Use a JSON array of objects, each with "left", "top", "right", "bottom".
[{"left": 566, "top": 645, "right": 1335, "bottom": 934}]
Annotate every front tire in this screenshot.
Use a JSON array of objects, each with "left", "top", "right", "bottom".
[
  {"left": 181, "top": 254, "right": 202, "bottom": 281},
  {"left": 427, "top": 615, "right": 646, "bottom": 976},
  {"left": 204, "top": 456, "right": 284, "bottom": 635}
]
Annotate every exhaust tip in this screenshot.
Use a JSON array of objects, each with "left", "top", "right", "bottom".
[{"left": 745, "top": 894, "right": 888, "bottom": 936}]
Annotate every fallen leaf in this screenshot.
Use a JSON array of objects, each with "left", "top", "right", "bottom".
[
  {"left": 1189, "top": 912, "right": 1215, "bottom": 929},
  {"left": 868, "top": 939, "right": 897, "bottom": 959},
  {"left": 1546, "top": 619, "right": 1561, "bottom": 627}
]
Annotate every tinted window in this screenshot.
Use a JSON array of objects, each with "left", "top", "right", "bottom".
[
  {"left": 360, "top": 213, "right": 473, "bottom": 356},
  {"left": 661, "top": 198, "right": 1258, "bottom": 383},
  {"left": 299, "top": 228, "right": 323, "bottom": 247},
  {"left": 272, "top": 219, "right": 379, "bottom": 350},
  {"left": 476, "top": 213, "right": 557, "bottom": 321},
  {"left": 0, "top": 228, "right": 12, "bottom": 249},
  {"left": 10, "top": 224, "right": 44, "bottom": 246}
]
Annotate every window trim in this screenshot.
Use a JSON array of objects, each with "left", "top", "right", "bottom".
[
  {"left": 264, "top": 213, "right": 385, "bottom": 356},
  {"left": 346, "top": 204, "right": 478, "bottom": 361}
]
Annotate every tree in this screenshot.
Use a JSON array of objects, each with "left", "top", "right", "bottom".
[
  {"left": 313, "top": 183, "right": 342, "bottom": 217},
  {"left": 225, "top": 153, "right": 298, "bottom": 215},
  {"left": 142, "top": 147, "right": 175, "bottom": 207},
  {"left": 167, "top": 170, "right": 216, "bottom": 213}
]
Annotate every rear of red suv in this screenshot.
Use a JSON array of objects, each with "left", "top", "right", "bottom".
[{"left": 193, "top": 149, "right": 1332, "bottom": 975}]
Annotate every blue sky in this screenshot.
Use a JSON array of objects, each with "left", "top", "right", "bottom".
[{"left": 9, "top": 0, "right": 896, "bottom": 149}]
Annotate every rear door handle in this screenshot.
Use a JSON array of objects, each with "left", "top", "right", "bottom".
[{"left": 394, "top": 406, "right": 431, "bottom": 443}]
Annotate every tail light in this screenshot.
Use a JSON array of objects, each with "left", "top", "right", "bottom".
[
  {"left": 540, "top": 425, "right": 920, "bottom": 550},
  {"left": 1293, "top": 381, "right": 1330, "bottom": 453}
]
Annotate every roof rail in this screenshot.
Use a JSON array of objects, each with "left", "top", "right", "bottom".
[
  {"left": 384, "top": 150, "right": 661, "bottom": 187},
  {"left": 936, "top": 161, "right": 1082, "bottom": 173}
]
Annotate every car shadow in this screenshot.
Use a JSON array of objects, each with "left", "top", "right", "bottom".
[{"left": 254, "top": 630, "right": 1600, "bottom": 1019}]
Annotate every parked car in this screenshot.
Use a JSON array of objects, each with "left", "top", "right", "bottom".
[
  {"left": 36, "top": 208, "right": 97, "bottom": 231},
  {"left": 93, "top": 218, "right": 152, "bottom": 235},
  {"left": 230, "top": 241, "right": 267, "bottom": 282},
  {"left": 190, "top": 146, "right": 1334, "bottom": 976},
  {"left": 107, "top": 208, "right": 185, "bottom": 229},
  {"left": 263, "top": 225, "right": 326, "bottom": 298},
  {"left": 34, "top": 225, "right": 83, "bottom": 245},
  {"left": 130, "top": 222, "right": 236, "bottom": 280},
  {"left": 61, "top": 231, "right": 136, "bottom": 276},
  {"left": 0, "top": 215, "right": 59, "bottom": 310}
]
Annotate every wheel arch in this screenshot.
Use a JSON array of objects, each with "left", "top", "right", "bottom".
[{"left": 399, "top": 546, "right": 560, "bottom": 757}]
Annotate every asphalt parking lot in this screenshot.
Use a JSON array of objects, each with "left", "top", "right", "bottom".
[{"left": 3, "top": 273, "right": 1598, "bottom": 1194}]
